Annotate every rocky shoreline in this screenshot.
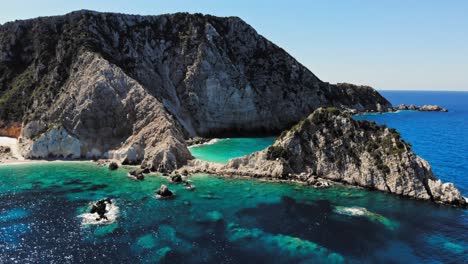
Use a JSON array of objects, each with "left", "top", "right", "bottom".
[
  {"left": 179, "top": 108, "right": 467, "bottom": 208},
  {"left": 0, "top": 10, "right": 463, "bottom": 209}
]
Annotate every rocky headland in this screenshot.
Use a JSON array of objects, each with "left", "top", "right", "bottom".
[
  {"left": 182, "top": 108, "right": 466, "bottom": 207},
  {"left": 0, "top": 11, "right": 463, "bottom": 207},
  {"left": 0, "top": 10, "right": 391, "bottom": 170}
]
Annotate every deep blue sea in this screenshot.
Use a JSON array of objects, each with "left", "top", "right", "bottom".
[
  {"left": 355, "top": 91, "right": 468, "bottom": 196},
  {"left": 0, "top": 91, "right": 467, "bottom": 263}
]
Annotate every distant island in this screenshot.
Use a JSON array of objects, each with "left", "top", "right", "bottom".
[{"left": 0, "top": 10, "right": 464, "bottom": 207}]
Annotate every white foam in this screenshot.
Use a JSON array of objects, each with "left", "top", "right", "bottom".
[
  {"left": 78, "top": 202, "right": 119, "bottom": 225},
  {"left": 188, "top": 138, "right": 225, "bottom": 148}
]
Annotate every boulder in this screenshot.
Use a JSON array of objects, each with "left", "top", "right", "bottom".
[
  {"left": 108, "top": 162, "right": 119, "bottom": 170},
  {"left": 128, "top": 169, "right": 145, "bottom": 181},
  {"left": 90, "top": 198, "right": 112, "bottom": 221},
  {"left": 0, "top": 146, "right": 11, "bottom": 154},
  {"left": 156, "top": 184, "right": 173, "bottom": 197},
  {"left": 171, "top": 174, "right": 183, "bottom": 183}
]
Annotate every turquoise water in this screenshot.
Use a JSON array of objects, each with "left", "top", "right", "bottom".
[
  {"left": 0, "top": 162, "right": 467, "bottom": 263},
  {"left": 1, "top": 91, "right": 467, "bottom": 263},
  {"left": 189, "top": 137, "right": 275, "bottom": 164}
]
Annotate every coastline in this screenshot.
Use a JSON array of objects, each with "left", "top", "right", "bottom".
[{"left": 0, "top": 159, "right": 94, "bottom": 167}]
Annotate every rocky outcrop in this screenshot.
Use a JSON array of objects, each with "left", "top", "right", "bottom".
[
  {"left": 108, "top": 162, "right": 119, "bottom": 170},
  {"left": 90, "top": 198, "right": 113, "bottom": 221},
  {"left": 220, "top": 108, "right": 466, "bottom": 207},
  {"left": 0, "top": 10, "right": 391, "bottom": 169},
  {"left": 19, "top": 126, "right": 81, "bottom": 159},
  {"left": 419, "top": 105, "right": 448, "bottom": 112},
  {"left": 156, "top": 184, "right": 173, "bottom": 197},
  {"left": 395, "top": 104, "right": 448, "bottom": 112}
]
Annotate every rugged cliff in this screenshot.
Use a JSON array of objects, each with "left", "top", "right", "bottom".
[
  {"left": 223, "top": 108, "right": 466, "bottom": 206},
  {"left": 0, "top": 10, "right": 391, "bottom": 169}
]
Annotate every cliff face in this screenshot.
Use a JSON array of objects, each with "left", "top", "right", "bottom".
[
  {"left": 0, "top": 10, "right": 391, "bottom": 169},
  {"left": 225, "top": 108, "right": 466, "bottom": 206},
  {"left": 17, "top": 51, "right": 191, "bottom": 170}
]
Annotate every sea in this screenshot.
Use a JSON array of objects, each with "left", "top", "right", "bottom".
[{"left": 0, "top": 91, "right": 467, "bottom": 263}]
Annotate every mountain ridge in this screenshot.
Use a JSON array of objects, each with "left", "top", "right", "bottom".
[{"left": 0, "top": 10, "right": 391, "bottom": 169}]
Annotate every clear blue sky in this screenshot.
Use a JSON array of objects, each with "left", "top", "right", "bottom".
[{"left": 1, "top": 0, "right": 467, "bottom": 91}]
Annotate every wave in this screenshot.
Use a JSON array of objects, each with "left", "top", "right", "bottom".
[{"left": 188, "top": 138, "right": 226, "bottom": 148}]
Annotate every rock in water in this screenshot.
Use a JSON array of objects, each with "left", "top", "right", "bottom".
[
  {"left": 80, "top": 198, "right": 119, "bottom": 225},
  {"left": 156, "top": 185, "right": 173, "bottom": 197},
  {"left": 171, "top": 174, "right": 183, "bottom": 183},
  {"left": 224, "top": 108, "right": 466, "bottom": 207},
  {"left": 394, "top": 104, "right": 447, "bottom": 112},
  {"left": 108, "top": 162, "right": 119, "bottom": 171},
  {"left": 419, "top": 105, "right": 448, "bottom": 112},
  {"left": 90, "top": 198, "right": 113, "bottom": 221},
  {"left": 1, "top": 11, "right": 391, "bottom": 170}
]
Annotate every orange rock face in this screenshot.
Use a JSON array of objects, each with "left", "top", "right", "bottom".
[{"left": 0, "top": 121, "right": 21, "bottom": 138}]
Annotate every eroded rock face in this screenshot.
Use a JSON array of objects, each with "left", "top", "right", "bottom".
[
  {"left": 224, "top": 108, "right": 466, "bottom": 207},
  {"left": 19, "top": 127, "right": 81, "bottom": 159},
  {"left": 18, "top": 51, "right": 192, "bottom": 170}
]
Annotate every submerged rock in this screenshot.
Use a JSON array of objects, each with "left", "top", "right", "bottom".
[
  {"left": 222, "top": 108, "right": 466, "bottom": 207},
  {"left": 156, "top": 184, "right": 173, "bottom": 197},
  {"left": 334, "top": 206, "right": 399, "bottom": 230},
  {"left": 227, "top": 222, "right": 344, "bottom": 263}
]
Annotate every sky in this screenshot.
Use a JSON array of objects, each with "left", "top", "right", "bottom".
[{"left": 0, "top": 0, "right": 467, "bottom": 91}]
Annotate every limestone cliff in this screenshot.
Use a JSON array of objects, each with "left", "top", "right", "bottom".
[
  {"left": 224, "top": 108, "right": 466, "bottom": 207},
  {"left": 0, "top": 10, "right": 391, "bottom": 169}
]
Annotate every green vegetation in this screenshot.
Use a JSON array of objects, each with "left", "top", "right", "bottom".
[
  {"left": 0, "top": 66, "right": 35, "bottom": 121},
  {"left": 266, "top": 145, "right": 291, "bottom": 160}
]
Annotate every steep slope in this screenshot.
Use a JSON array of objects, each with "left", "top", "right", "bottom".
[
  {"left": 223, "top": 108, "right": 466, "bottom": 206},
  {"left": 18, "top": 51, "right": 191, "bottom": 170},
  {"left": 0, "top": 10, "right": 392, "bottom": 169}
]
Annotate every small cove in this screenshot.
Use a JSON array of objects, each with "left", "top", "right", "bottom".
[{"left": 189, "top": 137, "right": 275, "bottom": 164}]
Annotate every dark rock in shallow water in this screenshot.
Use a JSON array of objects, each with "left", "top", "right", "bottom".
[
  {"left": 108, "top": 162, "right": 119, "bottom": 170},
  {"left": 171, "top": 174, "right": 183, "bottom": 183},
  {"left": 90, "top": 198, "right": 112, "bottom": 221},
  {"left": 156, "top": 185, "right": 173, "bottom": 197},
  {"left": 128, "top": 171, "right": 145, "bottom": 181},
  {"left": 128, "top": 168, "right": 150, "bottom": 181},
  {"left": 130, "top": 168, "right": 150, "bottom": 175}
]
